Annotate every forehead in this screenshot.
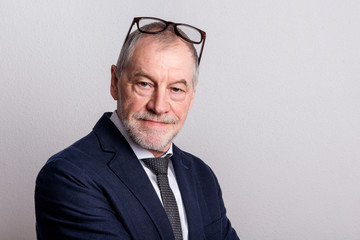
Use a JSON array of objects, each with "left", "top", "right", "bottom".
[{"left": 127, "top": 36, "right": 194, "bottom": 80}]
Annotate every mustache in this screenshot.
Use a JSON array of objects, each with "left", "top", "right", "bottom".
[{"left": 133, "top": 112, "right": 179, "bottom": 124}]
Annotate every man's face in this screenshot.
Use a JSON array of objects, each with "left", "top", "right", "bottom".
[{"left": 111, "top": 36, "right": 196, "bottom": 156}]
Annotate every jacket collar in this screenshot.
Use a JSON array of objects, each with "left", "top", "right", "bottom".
[
  {"left": 172, "top": 145, "right": 204, "bottom": 240},
  {"left": 93, "top": 113, "right": 174, "bottom": 238}
]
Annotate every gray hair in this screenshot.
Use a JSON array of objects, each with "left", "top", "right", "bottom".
[{"left": 115, "top": 22, "right": 199, "bottom": 87}]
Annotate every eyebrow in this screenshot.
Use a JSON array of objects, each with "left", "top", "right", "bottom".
[
  {"left": 133, "top": 71, "right": 154, "bottom": 81},
  {"left": 171, "top": 79, "right": 188, "bottom": 87}
]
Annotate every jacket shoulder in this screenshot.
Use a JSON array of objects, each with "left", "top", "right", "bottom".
[
  {"left": 173, "top": 144, "right": 215, "bottom": 176},
  {"left": 41, "top": 131, "right": 115, "bottom": 181}
]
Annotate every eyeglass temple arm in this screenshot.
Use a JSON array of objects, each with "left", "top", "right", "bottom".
[
  {"left": 123, "top": 19, "right": 137, "bottom": 45},
  {"left": 198, "top": 32, "right": 206, "bottom": 65}
]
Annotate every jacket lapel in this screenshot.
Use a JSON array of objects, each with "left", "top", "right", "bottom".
[
  {"left": 172, "top": 145, "right": 204, "bottom": 240},
  {"left": 93, "top": 113, "right": 174, "bottom": 239}
]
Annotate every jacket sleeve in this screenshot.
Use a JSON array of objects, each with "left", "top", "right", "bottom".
[
  {"left": 202, "top": 166, "right": 240, "bottom": 240},
  {"left": 35, "top": 158, "right": 131, "bottom": 240},
  {"left": 218, "top": 185, "right": 240, "bottom": 240}
]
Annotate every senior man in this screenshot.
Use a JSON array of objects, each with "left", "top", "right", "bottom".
[{"left": 35, "top": 17, "right": 239, "bottom": 240}]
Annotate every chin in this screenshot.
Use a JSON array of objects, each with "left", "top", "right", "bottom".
[
  {"left": 135, "top": 130, "right": 178, "bottom": 151},
  {"left": 123, "top": 117, "right": 179, "bottom": 152},
  {"left": 138, "top": 135, "right": 171, "bottom": 152}
]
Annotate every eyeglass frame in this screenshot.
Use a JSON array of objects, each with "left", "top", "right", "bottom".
[{"left": 123, "top": 17, "right": 206, "bottom": 65}]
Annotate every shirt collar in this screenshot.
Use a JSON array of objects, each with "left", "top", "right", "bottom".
[{"left": 109, "top": 110, "right": 173, "bottom": 159}]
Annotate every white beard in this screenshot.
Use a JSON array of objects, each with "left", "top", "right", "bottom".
[{"left": 121, "top": 111, "right": 180, "bottom": 152}]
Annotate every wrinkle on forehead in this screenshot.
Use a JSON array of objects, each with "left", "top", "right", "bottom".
[{"left": 130, "top": 36, "right": 193, "bottom": 64}]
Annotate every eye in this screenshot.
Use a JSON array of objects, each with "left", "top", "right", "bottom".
[
  {"left": 170, "top": 87, "right": 186, "bottom": 101},
  {"left": 171, "top": 87, "right": 182, "bottom": 93},
  {"left": 138, "top": 82, "right": 150, "bottom": 88}
]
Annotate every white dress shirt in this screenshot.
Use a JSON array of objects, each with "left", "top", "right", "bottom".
[{"left": 110, "top": 111, "right": 188, "bottom": 239}]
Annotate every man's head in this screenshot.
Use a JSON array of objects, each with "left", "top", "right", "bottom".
[
  {"left": 116, "top": 21, "right": 200, "bottom": 86},
  {"left": 110, "top": 22, "right": 200, "bottom": 157}
]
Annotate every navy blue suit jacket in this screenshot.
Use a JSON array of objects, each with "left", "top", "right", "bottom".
[{"left": 35, "top": 113, "right": 239, "bottom": 240}]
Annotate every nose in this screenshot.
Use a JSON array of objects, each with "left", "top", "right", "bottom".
[{"left": 146, "top": 88, "right": 170, "bottom": 115}]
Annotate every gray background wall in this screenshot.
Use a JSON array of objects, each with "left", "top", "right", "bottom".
[{"left": 1, "top": 0, "right": 360, "bottom": 239}]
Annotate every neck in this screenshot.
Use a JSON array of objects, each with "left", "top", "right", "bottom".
[
  {"left": 148, "top": 142, "right": 172, "bottom": 157},
  {"left": 149, "top": 149, "right": 165, "bottom": 158}
]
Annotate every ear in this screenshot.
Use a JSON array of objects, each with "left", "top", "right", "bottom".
[
  {"left": 110, "top": 65, "right": 119, "bottom": 100},
  {"left": 189, "top": 81, "right": 198, "bottom": 110}
]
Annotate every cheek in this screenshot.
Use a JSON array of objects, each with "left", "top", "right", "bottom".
[
  {"left": 121, "top": 94, "right": 148, "bottom": 116},
  {"left": 172, "top": 102, "right": 191, "bottom": 122}
]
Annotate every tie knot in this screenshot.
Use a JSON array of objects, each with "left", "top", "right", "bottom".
[{"left": 142, "top": 156, "right": 170, "bottom": 175}]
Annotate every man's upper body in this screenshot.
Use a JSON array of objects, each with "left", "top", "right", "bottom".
[
  {"left": 35, "top": 112, "right": 239, "bottom": 239},
  {"left": 35, "top": 17, "right": 240, "bottom": 239}
]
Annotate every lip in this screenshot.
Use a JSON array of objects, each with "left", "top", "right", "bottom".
[{"left": 141, "top": 119, "right": 169, "bottom": 126}]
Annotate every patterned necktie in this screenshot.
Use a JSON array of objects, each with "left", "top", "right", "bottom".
[{"left": 142, "top": 156, "right": 183, "bottom": 240}]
